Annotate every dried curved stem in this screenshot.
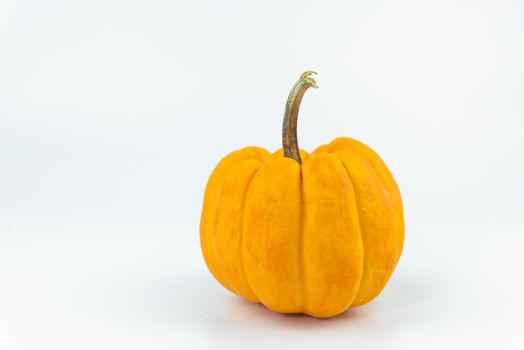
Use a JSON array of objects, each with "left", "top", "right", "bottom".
[{"left": 282, "top": 71, "right": 318, "bottom": 165}]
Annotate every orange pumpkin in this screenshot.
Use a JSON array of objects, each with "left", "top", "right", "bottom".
[{"left": 200, "top": 72, "right": 404, "bottom": 318}]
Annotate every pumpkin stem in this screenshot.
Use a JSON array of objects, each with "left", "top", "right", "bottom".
[{"left": 282, "top": 71, "right": 318, "bottom": 165}]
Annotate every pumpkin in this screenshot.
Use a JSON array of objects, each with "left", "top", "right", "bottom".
[{"left": 200, "top": 72, "right": 404, "bottom": 318}]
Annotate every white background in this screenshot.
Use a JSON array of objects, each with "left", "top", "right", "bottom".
[{"left": 1, "top": 0, "right": 523, "bottom": 349}]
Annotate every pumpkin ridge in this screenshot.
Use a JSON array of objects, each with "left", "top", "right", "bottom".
[
  {"left": 353, "top": 156, "right": 401, "bottom": 268},
  {"left": 300, "top": 153, "right": 364, "bottom": 317},
  {"left": 333, "top": 150, "right": 398, "bottom": 307},
  {"left": 333, "top": 152, "right": 377, "bottom": 305},
  {"left": 201, "top": 150, "right": 250, "bottom": 289},
  {"left": 328, "top": 139, "right": 396, "bottom": 207},
  {"left": 242, "top": 158, "right": 303, "bottom": 312},
  {"left": 239, "top": 146, "right": 271, "bottom": 162},
  {"left": 328, "top": 137, "right": 404, "bottom": 269},
  {"left": 206, "top": 176, "right": 230, "bottom": 292},
  {"left": 332, "top": 155, "right": 365, "bottom": 309},
  {"left": 210, "top": 157, "right": 263, "bottom": 300},
  {"left": 239, "top": 163, "right": 266, "bottom": 303}
]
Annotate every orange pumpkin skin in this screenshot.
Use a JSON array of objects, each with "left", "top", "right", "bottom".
[{"left": 200, "top": 137, "right": 404, "bottom": 318}]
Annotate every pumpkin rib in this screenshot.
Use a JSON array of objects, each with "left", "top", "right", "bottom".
[
  {"left": 239, "top": 146, "right": 271, "bottom": 162},
  {"left": 234, "top": 160, "right": 264, "bottom": 302},
  {"left": 242, "top": 158, "right": 303, "bottom": 313},
  {"left": 327, "top": 137, "right": 404, "bottom": 265},
  {"left": 301, "top": 153, "right": 364, "bottom": 318},
  {"left": 239, "top": 169, "right": 264, "bottom": 304},
  {"left": 331, "top": 154, "right": 366, "bottom": 304},
  {"left": 334, "top": 150, "right": 399, "bottom": 307},
  {"left": 201, "top": 148, "right": 268, "bottom": 301},
  {"left": 311, "top": 143, "right": 330, "bottom": 154},
  {"left": 201, "top": 150, "right": 252, "bottom": 290},
  {"left": 212, "top": 158, "right": 263, "bottom": 301}
]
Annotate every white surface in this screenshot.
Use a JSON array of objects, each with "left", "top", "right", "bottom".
[{"left": 1, "top": 1, "right": 523, "bottom": 349}]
